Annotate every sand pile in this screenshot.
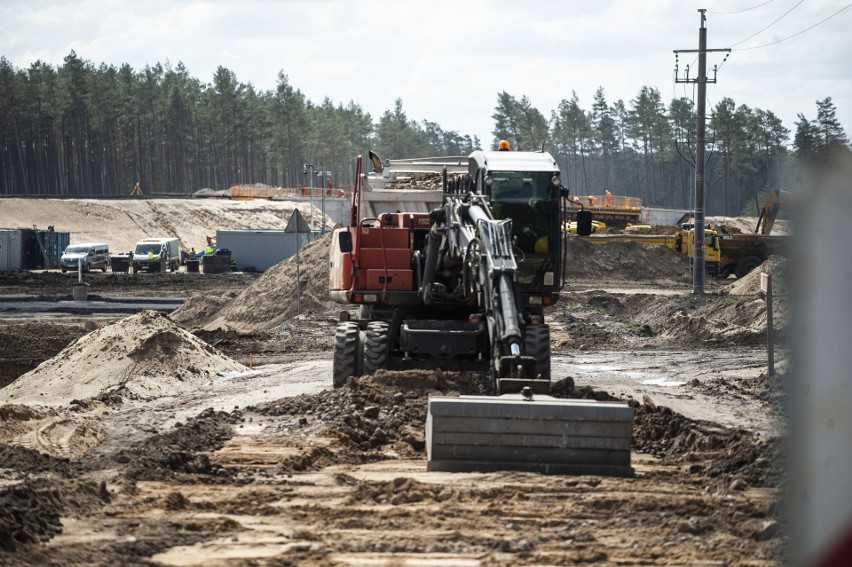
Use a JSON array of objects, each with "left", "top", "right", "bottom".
[
  {"left": 725, "top": 255, "right": 789, "bottom": 296},
  {"left": 172, "top": 233, "right": 335, "bottom": 331},
  {"left": 0, "top": 310, "right": 245, "bottom": 406},
  {"left": 565, "top": 238, "right": 692, "bottom": 283}
]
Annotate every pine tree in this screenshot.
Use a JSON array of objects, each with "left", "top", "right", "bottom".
[{"left": 815, "top": 97, "right": 848, "bottom": 148}]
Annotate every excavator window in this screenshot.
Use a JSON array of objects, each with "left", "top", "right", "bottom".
[{"left": 489, "top": 171, "right": 559, "bottom": 286}]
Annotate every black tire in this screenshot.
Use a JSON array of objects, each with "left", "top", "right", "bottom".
[
  {"left": 524, "top": 324, "right": 551, "bottom": 380},
  {"left": 363, "top": 321, "right": 390, "bottom": 375},
  {"left": 102, "top": 263, "right": 108, "bottom": 273},
  {"left": 333, "top": 322, "right": 361, "bottom": 388},
  {"left": 735, "top": 256, "right": 763, "bottom": 279}
]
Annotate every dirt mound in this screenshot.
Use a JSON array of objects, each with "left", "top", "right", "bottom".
[
  {"left": 564, "top": 238, "right": 691, "bottom": 283},
  {"left": 0, "top": 477, "right": 107, "bottom": 552},
  {"left": 255, "top": 370, "right": 488, "bottom": 468},
  {"left": 0, "top": 443, "right": 75, "bottom": 476},
  {"left": 171, "top": 233, "right": 335, "bottom": 331},
  {"left": 725, "top": 255, "right": 789, "bottom": 296},
  {"left": 119, "top": 407, "right": 239, "bottom": 482},
  {"left": 0, "top": 310, "right": 245, "bottom": 406},
  {"left": 632, "top": 403, "right": 783, "bottom": 490}
]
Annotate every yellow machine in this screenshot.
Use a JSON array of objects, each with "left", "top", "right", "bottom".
[
  {"left": 563, "top": 220, "right": 606, "bottom": 234},
  {"left": 579, "top": 228, "right": 721, "bottom": 276}
]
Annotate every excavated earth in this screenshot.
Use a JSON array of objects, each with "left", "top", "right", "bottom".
[{"left": 0, "top": 225, "right": 789, "bottom": 566}]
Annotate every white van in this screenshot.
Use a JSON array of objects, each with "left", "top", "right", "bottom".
[
  {"left": 60, "top": 243, "right": 110, "bottom": 272},
  {"left": 132, "top": 238, "right": 181, "bottom": 272}
]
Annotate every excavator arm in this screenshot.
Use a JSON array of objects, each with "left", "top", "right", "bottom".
[{"left": 421, "top": 192, "right": 539, "bottom": 391}]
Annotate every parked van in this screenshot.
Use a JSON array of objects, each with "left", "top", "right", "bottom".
[
  {"left": 132, "top": 238, "right": 181, "bottom": 272},
  {"left": 60, "top": 243, "right": 110, "bottom": 272}
]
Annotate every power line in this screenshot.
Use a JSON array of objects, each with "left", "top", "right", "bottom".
[
  {"left": 734, "top": 1, "right": 852, "bottom": 50},
  {"left": 709, "top": 0, "right": 775, "bottom": 15},
  {"left": 728, "top": 0, "right": 805, "bottom": 48}
]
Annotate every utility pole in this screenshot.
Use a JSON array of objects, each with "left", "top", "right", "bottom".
[
  {"left": 674, "top": 9, "right": 730, "bottom": 295},
  {"left": 303, "top": 163, "right": 318, "bottom": 235}
]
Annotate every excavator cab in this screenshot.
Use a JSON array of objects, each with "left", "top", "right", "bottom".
[{"left": 468, "top": 150, "right": 564, "bottom": 302}]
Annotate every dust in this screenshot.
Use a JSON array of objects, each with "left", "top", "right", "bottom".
[
  {"left": 0, "top": 310, "right": 245, "bottom": 406},
  {"left": 171, "top": 233, "right": 335, "bottom": 332}
]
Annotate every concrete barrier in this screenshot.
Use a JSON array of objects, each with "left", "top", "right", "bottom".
[{"left": 427, "top": 395, "right": 634, "bottom": 476}]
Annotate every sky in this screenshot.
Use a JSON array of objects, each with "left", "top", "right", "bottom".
[{"left": 2, "top": 0, "right": 850, "bottom": 147}]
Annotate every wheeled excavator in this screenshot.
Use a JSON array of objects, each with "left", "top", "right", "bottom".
[{"left": 328, "top": 146, "right": 634, "bottom": 476}]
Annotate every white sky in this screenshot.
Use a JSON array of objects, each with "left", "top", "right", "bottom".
[{"left": 2, "top": 0, "right": 850, "bottom": 147}]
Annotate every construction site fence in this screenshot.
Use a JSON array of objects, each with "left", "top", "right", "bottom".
[
  {"left": 566, "top": 195, "right": 642, "bottom": 211},
  {"left": 229, "top": 184, "right": 349, "bottom": 200}
]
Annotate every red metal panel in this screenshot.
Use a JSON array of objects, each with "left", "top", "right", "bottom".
[
  {"left": 358, "top": 248, "right": 411, "bottom": 270},
  {"left": 364, "top": 269, "right": 413, "bottom": 291}
]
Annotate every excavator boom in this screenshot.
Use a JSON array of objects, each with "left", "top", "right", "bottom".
[{"left": 329, "top": 149, "right": 634, "bottom": 475}]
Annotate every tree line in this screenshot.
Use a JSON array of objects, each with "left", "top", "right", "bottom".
[
  {"left": 492, "top": 88, "right": 848, "bottom": 216},
  {"left": 0, "top": 52, "right": 847, "bottom": 215},
  {"left": 0, "top": 52, "right": 479, "bottom": 198}
]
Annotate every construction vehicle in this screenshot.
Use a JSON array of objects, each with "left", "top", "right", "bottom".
[
  {"left": 563, "top": 219, "right": 606, "bottom": 234},
  {"left": 328, "top": 147, "right": 634, "bottom": 476},
  {"left": 715, "top": 189, "right": 789, "bottom": 278},
  {"left": 579, "top": 227, "right": 722, "bottom": 276},
  {"left": 131, "top": 237, "right": 181, "bottom": 273}
]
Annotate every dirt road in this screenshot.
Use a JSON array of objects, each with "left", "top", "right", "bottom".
[{"left": 0, "top": 237, "right": 787, "bottom": 565}]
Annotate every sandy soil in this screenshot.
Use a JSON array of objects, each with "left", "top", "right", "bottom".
[
  {"left": 0, "top": 198, "right": 328, "bottom": 252},
  {"left": 0, "top": 209, "right": 789, "bottom": 565}
]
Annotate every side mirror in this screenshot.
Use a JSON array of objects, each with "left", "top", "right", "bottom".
[
  {"left": 338, "top": 231, "right": 353, "bottom": 253},
  {"left": 576, "top": 211, "right": 593, "bottom": 236}
]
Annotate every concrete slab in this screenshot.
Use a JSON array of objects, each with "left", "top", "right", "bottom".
[{"left": 426, "top": 395, "right": 634, "bottom": 476}]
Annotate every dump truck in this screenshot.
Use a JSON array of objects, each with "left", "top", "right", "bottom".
[
  {"left": 715, "top": 189, "right": 789, "bottom": 278},
  {"left": 328, "top": 147, "right": 634, "bottom": 476}
]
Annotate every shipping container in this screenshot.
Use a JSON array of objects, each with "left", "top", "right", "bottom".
[
  {"left": 0, "top": 228, "right": 69, "bottom": 270},
  {"left": 216, "top": 230, "right": 312, "bottom": 272}
]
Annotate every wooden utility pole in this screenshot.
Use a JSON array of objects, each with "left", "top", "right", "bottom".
[{"left": 674, "top": 9, "right": 730, "bottom": 294}]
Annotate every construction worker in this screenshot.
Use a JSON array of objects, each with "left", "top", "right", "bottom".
[
  {"left": 605, "top": 189, "right": 612, "bottom": 207},
  {"left": 204, "top": 244, "right": 215, "bottom": 256},
  {"left": 588, "top": 196, "right": 598, "bottom": 207},
  {"left": 147, "top": 250, "right": 154, "bottom": 261}
]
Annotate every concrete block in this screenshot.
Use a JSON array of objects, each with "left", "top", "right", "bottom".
[{"left": 426, "top": 395, "right": 634, "bottom": 476}]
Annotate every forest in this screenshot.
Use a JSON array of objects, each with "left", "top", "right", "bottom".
[{"left": 0, "top": 52, "right": 847, "bottom": 215}]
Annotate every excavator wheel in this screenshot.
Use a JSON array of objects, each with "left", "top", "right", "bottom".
[
  {"left": 524, "top": 324, "right": 551, "bottom": 380},
  {"left": 333, "top": 322, "right": 361, "bottom": 388},
  {"left": 363, "top": 321, "right": 390, "bottom": 375}
]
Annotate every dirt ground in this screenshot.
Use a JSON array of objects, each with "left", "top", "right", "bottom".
[
  {"left": 0, "top": 198, "right": 330, "bottom": 252},
  {"left": 0, "top": 219, "right": 788, "bottom": 566}
]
